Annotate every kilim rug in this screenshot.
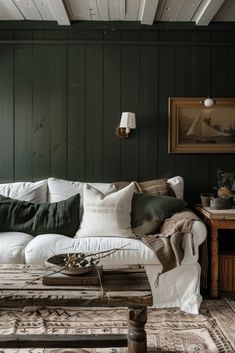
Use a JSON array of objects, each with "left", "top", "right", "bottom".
[{"left": 0, "top": 298, "right": 235, "bottom": 353}]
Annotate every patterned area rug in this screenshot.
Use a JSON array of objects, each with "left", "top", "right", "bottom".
[{"left": 0, "top": 298, "right": 235, "bottom": 353}]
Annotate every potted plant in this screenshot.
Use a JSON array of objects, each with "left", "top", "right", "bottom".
[{"left": 216, "top": 169, "right": 235, "bottom": 198}]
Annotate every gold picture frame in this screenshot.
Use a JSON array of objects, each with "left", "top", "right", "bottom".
[{"left": 168, "top": 97, "right": 235, "bottom": 153}]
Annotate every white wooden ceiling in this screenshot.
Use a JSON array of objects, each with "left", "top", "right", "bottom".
[{"left": 0, "top": 0, "right": 234, "bottom": 26}]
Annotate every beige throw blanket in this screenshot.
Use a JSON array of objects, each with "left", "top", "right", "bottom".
[{"left": 140, "top": 209, "right": 207, "bottom": 286}]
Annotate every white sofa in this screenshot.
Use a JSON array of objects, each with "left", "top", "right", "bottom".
[{"left": 0, "top": 176, "right": 207, "bottom": 314}]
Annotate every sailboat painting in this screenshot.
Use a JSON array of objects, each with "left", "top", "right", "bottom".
[{"left": 169, "top": 98, "right": 235, "bottom": 153}]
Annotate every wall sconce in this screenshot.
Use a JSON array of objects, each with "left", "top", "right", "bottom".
[
  {"left": 116, "top": 112, "right": 136, "bottom": 139},
  {"left": 201, "top": 96, "right": 216, "bottom": 107}
]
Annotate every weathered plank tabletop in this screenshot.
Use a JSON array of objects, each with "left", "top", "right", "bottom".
[{"left": 0, "top": 264, "right": 153, "bottom": 353}]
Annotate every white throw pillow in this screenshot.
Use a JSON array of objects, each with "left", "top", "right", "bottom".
[
  {"left": 48, "top": 177, "right": 115, "bottom": 219},
  {"left": 48, "top": 177, "right": 114, "bottom": 202},
  {"left": 76, "top": 182, "right": 135, "bottom": 238},
  {"left": 167, "top": 176, "right": 184, "bottom": 199},
  {"left": 0, "top": 180, "right": 48, "bottom": 203}
]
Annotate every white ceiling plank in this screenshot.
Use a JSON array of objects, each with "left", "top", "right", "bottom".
[
  {"left": 125, "top": 0, "right": 140, "bottom": 20},
  {"left": 155, "top": 0, "right": 167, "bottom": 21},
  {"left": 66, "top": 0, "right": 91, "bottom": 20},
  {"left": 138, "top": 0, "right": 145, "bottom": 20},
  {"left": 140, "top": 0, "right": 160, "bottom": 25},
  {"left": 89, "top": 0, "right": 100, "bottom": 20},
  {"left": 213, "top": 0, "right": 235, "bottom": 21},
  {"left": 96, "top": 0, "right": 109, "bottom": 20},
  {"left": 177, "top": 0, "right": 202, "bottom": 21},
  {"left": 159, "top": 0, "right": 186, "bottom": 21},
  {"left": 0, "top": 0, "right": 23, "bottom": 20},
  {"left": 194, "top": 0, "right": 226, "bottom": 25},
  {"left": 46, "top": 0, "right": 70, "bottom": 25},
  {"left": 109, "top": 0, "right": 120, "bottom": 20},
  {"left": 12, "top": 0, "right": 42, "bottom": 20},
  {"left": 119, "top": 0, "right": 126, "bottom": 20},
  {"left": 33, "top": 0, "right": 54, "bottom": 21}
]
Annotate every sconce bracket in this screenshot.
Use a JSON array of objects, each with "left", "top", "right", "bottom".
[{"left": 115, "top": 126, "right": 129, "bottom": 139}]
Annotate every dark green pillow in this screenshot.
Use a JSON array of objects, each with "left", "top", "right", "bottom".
[
  {"left": 0, "top": 193, "right": 80, "bottom": 237},
  {"left": 131, "top": 193, "right": 186, "bottom": 236}
]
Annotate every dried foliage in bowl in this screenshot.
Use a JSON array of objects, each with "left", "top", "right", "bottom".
[{"left": 45, "top": 244, "right": 131, "bottom": 276}]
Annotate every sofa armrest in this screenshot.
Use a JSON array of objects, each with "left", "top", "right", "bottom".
[{"left": 181, "top": 219, "right": 207, "bottom": 264}]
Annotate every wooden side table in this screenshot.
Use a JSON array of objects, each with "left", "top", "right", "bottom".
[{"left": 195, "top": 204, "right": 235, "bottom": 298}]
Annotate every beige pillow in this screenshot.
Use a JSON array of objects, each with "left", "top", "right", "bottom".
[
  {"left": 76, "top": 182, "right": 135, "bottom": 238},
  {"left": 114, "top": 179, "right": 175, "bottom": 197}
]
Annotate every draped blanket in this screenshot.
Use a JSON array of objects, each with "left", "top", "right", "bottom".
[{"left": 140, "top": 209, "right": 206, "bottom": 285}]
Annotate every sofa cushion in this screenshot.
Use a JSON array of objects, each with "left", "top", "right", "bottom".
[
  {"left": 24, "top": 233, "right": 160, "bottom": 265},
  {"left": 76, "top": 182, "right": 135, "bottom": 238},
  {"left": 48, "top": 177, "right": 114, "bottom": 203},
  {"left": 0, "top": 232, "right": 33, "bottom": 264},
  {"left": 114, "top": 178, "right": 177, "bottom": 197},
  {"left": 167, "top": 176, "right": 184, "bottom": 199},
  {"left": 135, "top": 179, "right": 176, "bottom": 197},
  {"left": 0, "top": 194, "right": 80, "bottom": 237},
  {"left": 131, "top": 193, "right": 187, "bottom": 237},
  {"left": 48, "top": 177, "right": 114, "bottom": 219},
  {"left": 0, "top": 179, "right": 47, "bottom": 203}
]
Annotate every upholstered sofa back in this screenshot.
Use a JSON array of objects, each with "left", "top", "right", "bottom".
[{"left": 0, "top": 176, "right": 184, "bottom": 206}]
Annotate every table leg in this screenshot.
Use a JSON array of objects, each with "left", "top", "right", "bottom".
[
  {"left": 210, "top": 226, "right": 219, "bottom": 298},
  {"left": 128, "top": 307, "right": 147, "bottom": 353}
]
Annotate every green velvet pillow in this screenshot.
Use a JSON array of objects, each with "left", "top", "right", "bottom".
[
  {"left": 0, "top": 193, "right": 80, "bottom": 237},
  {"left": 131, "top": 193, "right": 186, "bottom": 236}
]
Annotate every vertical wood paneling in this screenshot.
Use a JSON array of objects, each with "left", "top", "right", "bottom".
[
  {"left": 85, "top": 44, "right": 103, "bottom": 181},
  {"left": 14, "top": 43, "right": 33, "bottom": 181},
  {"left": 0, "top": 44, "right": 13, "bottom": 182},
  {"left": 174, "top": 31, "right": 193, "bottom": 201},
  {"left": 67, "top": 30, "right": 86, "bottom": 181},
  {"left": 48, "top": 44, "right": 67, "bottom": 179},
  {"left": 139, "top": 31, "right": 158, "bottom": 180},
  {"left": 67, "top": 44, "right": 86, "bottom": 181},
  {"left": 120, "top": 31, "right": 139, "bottom": 181},
  {"left": 0, "top": 24, "right": 235, "bottom": 204},
  {"left": 103, "top": 42, "right": 121, "bottom": 182},
  {"left": 158, "top": 31, "right": 175, "bottom": 178},
  {"left": 32, "top": 44, "right": 50, "bottom": 180}
]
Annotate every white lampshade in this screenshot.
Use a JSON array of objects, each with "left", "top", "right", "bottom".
[{"left": 120, "top": 112, "right": 136, "bottom": 129}]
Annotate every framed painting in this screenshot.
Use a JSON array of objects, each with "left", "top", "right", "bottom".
[{"left": 168, "top": 97, "right": 235, "bottom": 153}]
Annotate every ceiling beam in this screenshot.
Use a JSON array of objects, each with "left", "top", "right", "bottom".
[
  {"left": 140, "top": 0, "right": 160, "bottom": 25},
  {"left": 46, "top": 0, "right": 70, "bottom": 25},
  {"left": 194, "top": 0, "right": 226, "bottom": 25}
]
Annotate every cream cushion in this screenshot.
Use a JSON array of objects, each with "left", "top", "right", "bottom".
[
  {"left": 76, "top": 182, "right": 135, "bottom": 238},
  {"left": 48, "top": 177, "right": 114, "bottom": 203},
  {"left": 167, "top": 176, "right": 184, "bottom": 199},
  {"left": 48, "top": 177, "right": 114, "bottom": 219},
  {"left": 0, "top": 232, "right": 33, "bottom": 264},
  {"left": 0, "top": 180, "right": 47, "bottom": 203}
]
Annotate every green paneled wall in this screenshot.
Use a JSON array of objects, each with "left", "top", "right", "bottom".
[{"left": 0, "top": 22, "right": 235, "bottom": 203}]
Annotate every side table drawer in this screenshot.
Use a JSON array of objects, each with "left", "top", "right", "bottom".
[{"left": 219, "top": 253, "right": 235, "bottom": 292}]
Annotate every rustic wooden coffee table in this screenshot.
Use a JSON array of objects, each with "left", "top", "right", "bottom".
[{"left": 0, "top": 264, "right": 152, "bottom": 353}]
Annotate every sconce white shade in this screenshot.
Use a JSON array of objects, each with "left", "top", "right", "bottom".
[
  {"left": 116, "top": 112, "right": 136, "bottom": 138},
  {"left": 120, "top": 112, "right": 136, "bottom": 131},
  {"left": 203, "top": 97, "right": 215, "bottom": 108}
]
